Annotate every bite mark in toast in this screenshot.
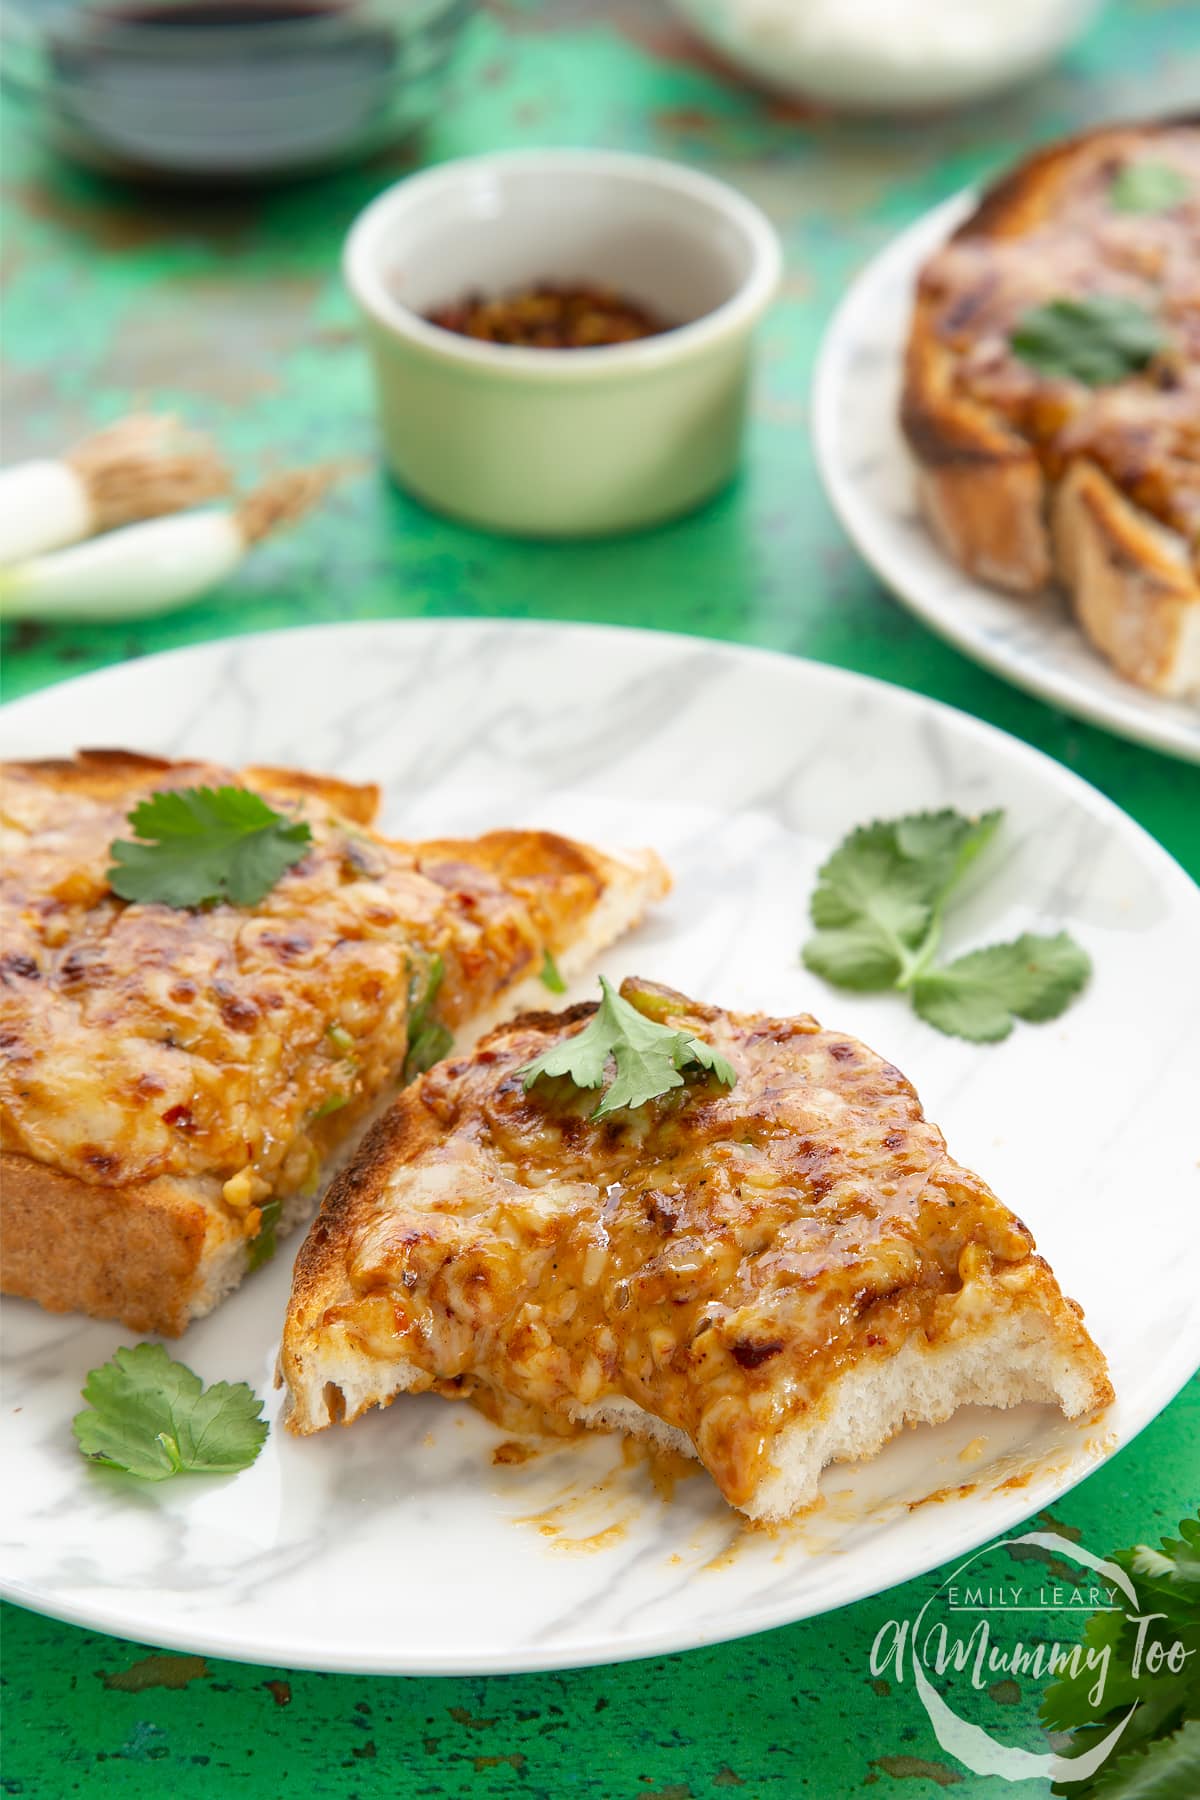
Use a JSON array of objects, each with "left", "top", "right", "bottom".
[{"left": 281, "top": 980, "right": 1111, "bottom": 1521}]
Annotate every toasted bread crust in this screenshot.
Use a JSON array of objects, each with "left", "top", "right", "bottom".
[
  {"left": 2, "top": 748, "right": 382, "bottom": 821},
  {"left": 902, "top": 117, "right": 1200, "bottom": 696},
  {"left": 1, "top": 1150, "right": 215, "bottom": 1337},
  {"left": 1053, "top": 459, "right": 1200, "bottom": 691}
]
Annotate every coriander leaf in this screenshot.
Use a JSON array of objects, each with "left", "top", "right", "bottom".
[
  {"left": 246, "top": 1198, "right": 282, "bottom": 1272},
  {"left": 1083, "top": 1723, "right": 1200, "bottom": 1800},
  {"left": 73, "top": 1344, "right": 268, "bottom": 1481},
  {"left": 894, "top": 807, "right": 1002, "bottom": 898},
  {"left": 1132, "top": 1522, "right": 1200, "bottom": 1588},
  {"left": 1111, "top": 161, "right": 1191, "bottom": 214},
  {"left": 108, "top": 786, "right": 311, "bottom": 909},
  {"left": 519, "top": 976, "right": 735, "bottom": 1120},
  {"left": 911, "top": 931, "right": 1091, "bottom": 1042},
  {"left": 1044, "top": 1514, "right": 1200, "bottom": 1798},
  {"left": 684, "top": 1034, "right": 738, "bottom": 1089},
  {"left": 1010, "top": 296, "right": 1166, "bottom": 387},
  {"left": 803, "top": 808, "right": 1002, "bottom": 991},
  {"left": 539, "top": 949, "right": 567, "bottom": 994},
  {"left": 802, "top": 921, "right": 914, "bottom": 991},
  {"left": 403, "top": 950, "right": 452, "bottom": 1082}
]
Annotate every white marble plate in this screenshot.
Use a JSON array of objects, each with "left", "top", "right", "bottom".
[
  {"left": 2, "top": 620, "right": 1197, "bottom": 1675},
  {"left": 813, "top": 194, "right": 1200, "bottom": 765}
]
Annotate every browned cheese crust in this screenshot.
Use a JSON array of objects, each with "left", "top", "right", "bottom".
[
  {"left": 0, "top": 751, "right": 668, "bottom": 1333},
  {"left": 281, "top": 980, "right": 1112, "bottom": 1515},
  {"left": 902, "top": 116, "right": 1200, "bottom": 695}
]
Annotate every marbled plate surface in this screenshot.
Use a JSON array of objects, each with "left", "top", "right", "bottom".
[
  {"left": 813, "top": 195, "right": 1200, "bottom": 765},
  {"left": 1, "top": 621, "right": 1197, "bottom": 1674}
]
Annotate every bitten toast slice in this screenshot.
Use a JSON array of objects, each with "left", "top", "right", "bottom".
[
  {"left": 281, "top": 979, "right": 1111, "bottom": 1521},
  {"left": 902, "top": 115, "right": 1200, "bottom": 698},
  {"left": 0, "top": 751, "right": 668, "bottom": 1335}
]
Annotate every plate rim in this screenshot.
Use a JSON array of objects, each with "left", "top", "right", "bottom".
[
  {"left": 2, "top": 616, "right": 1198, "bottom": 1675},
  {"left": 811, "top": 192, "right": 1200, "bottom": 767}
]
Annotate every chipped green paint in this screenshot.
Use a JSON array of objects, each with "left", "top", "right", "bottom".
[
  {"left": 1, "top": 3, "right": 1198, "bottom": 1797},
  {"left": 100, "top": 1655, "right": 209, "bottom": 1694}
]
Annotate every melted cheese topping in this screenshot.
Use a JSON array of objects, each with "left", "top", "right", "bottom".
[
  {"left": 0, "top": 758, "right": 600, "bottom": 1232},
  {"left": 920, "top": 127, "right": 1200, "bottom": 556},
  {"left": 322, "top": 982, "right": 1043, "bottom": 1510}
]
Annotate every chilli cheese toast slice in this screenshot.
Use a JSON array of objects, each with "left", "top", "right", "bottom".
[
  {"left": 902, "top": 115, "right": 1200, "bottom": 697},
  {"left": 281, "top": 978, "right": 1111, "bottom": 1521},
  {"left": 0, "top": 751, "right": 668, "bottom": 1336}
]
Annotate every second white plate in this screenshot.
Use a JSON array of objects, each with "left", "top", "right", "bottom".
[{"left": 813, "top": 193, "right": 1200, "bottom": 765}]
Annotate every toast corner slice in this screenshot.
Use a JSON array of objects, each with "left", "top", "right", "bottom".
[
  {"left": 0, "top": 752, "right": 670, "bottom": 1336},
  {"left": 279, "top": 983, "right": 1112, "bottom": 1519}
]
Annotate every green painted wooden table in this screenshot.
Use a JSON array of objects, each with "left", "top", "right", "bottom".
[{"left": 2, "top": 3, "right": 1198, "bottom": 1794}]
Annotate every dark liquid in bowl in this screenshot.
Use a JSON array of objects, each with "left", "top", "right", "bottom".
[{"left": 41, "top": 0, "right": 413, "bottom": 181}]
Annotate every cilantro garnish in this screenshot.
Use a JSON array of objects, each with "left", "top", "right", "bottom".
[
  {"left": 539, "top": 949, "right": 567, "bottom": 994},
  {"left": 519, "top": 976, "right": 735, "bottom": 1120},
  {"left": 1042, "top": 1513, "right": 1200, "bottom": 1797},
  {"left": 802, "top": 809, "right": 1090, "bottom": 1042},
  {"left": 1010, "top": 295, "right": 1166, "bottom": 387},
  {"left": 108, "top": 786, "right": 311, "bottom": 909},
  {"left": 803, "top": 808, "right": 1002, "bottom": 992},
  {"left": 403, "top": 950, "right": 453, "bottom": 1082},
  {"left": 911, "top": 932, "right": 1091, "bottom": 1043},
  {"left": 73, "top": 1344, "right": 268, "bottom": 1481},
  {"left": 1110, "top": 161, "right": 1190, "bottom": 214}
]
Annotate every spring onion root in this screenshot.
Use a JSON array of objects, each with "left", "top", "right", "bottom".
[
  {"left": 0, "top": 415, "right": 230, "bottom": 566},
  {"left": 0, "top": 463, "right": 339, "bottom": 623}
]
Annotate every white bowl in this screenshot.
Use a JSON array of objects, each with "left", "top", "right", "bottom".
[
  {"left": 343, "top": 149, "right": 781, "bottom": 536},
  {"left": 667, "top": 0, "right": 1104, "bottom": 111}
]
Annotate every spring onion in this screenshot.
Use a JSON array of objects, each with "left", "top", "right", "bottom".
[
  {"left": 0, "top": 415, "right": 229, "bottom": 566},
  {"left": 0, "top": 467, "right": 336, "bottom": 623}
]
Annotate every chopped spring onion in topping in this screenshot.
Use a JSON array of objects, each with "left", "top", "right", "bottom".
[
  {"left": 326, "top": 1022, "right": 356, "bottom": 1057},
  {"left": 519, "top": 975, "right": 736, "bottom": 1120},
  {"left": 403, "top": 951, "right": 453, "bottom": 1082},
  {"left": 309, "top": 1091, "right": 350, "bottom": 1121},
  {"left": 539, "top": 948, "right": 567, "bottom": 993},
  {"left": 107, "top": 785, "right": 312, "bottom": 909}
]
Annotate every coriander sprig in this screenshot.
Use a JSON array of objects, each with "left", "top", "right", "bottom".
[
  {"left": 802, "top": 809, "right": 1090, "bottom": 1043},
  {"left": 1009, "top": 295, "right": 1166, "bottom": 387},
  {"left": 520, "top": 976, "right": 735, "bottom": 1119},
  {"left": 73, "top": 1344, "right": 268, "bottom": 1481},
  {"left": 107, "top": 785, "right": 311, "bottom": 909},
  {"left": 1041, "top": 1513, "right": 1200, "bottom": 1796}
]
